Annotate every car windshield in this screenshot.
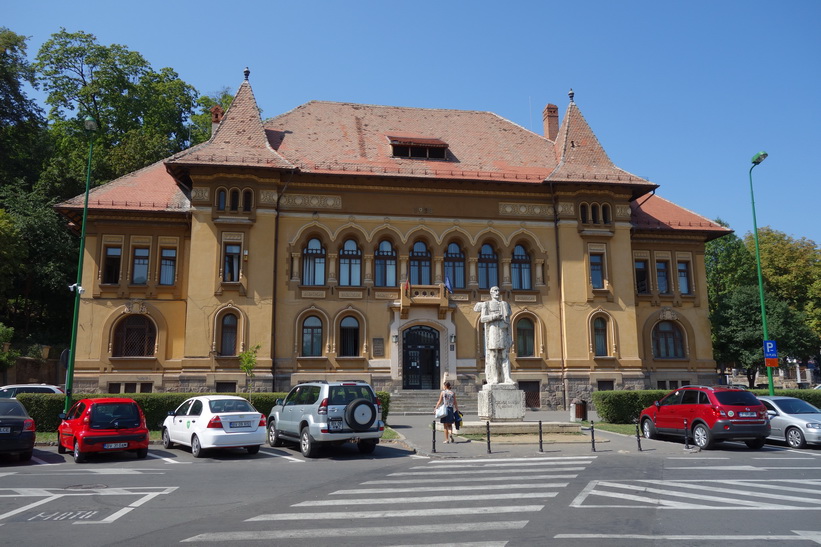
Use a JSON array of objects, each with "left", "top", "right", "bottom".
[
  {"left": 713, "top": 391, "right": 762, "bottom": 406},
  {"left": 209, "top": 399, "right": 254, "bottom": 413},
  {"left": 777, "top": 399, "right": 820, "bottom": 414},
  {"left": 90, "top": 402, "right": 140, "bottom": 429},
  {"left": 328, "top": 385, "right": 374, "bottom": 405},
  {"left": 0, "top": 401, "right": 27, "bottom": 416},
  {"left": 0, "top": 389, "right": 14, "bottom": 398}
]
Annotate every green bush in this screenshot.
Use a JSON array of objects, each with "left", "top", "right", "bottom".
[{"left": 16, "top": 390, "right": 391, "bottom": 432}]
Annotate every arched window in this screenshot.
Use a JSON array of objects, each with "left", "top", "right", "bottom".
[
  {"left": 580, "top": 203, "right": 589, "bottom": 224},
  {"left": 593, "top": 317, "right": 608, "bottom": 356},
  {"left": 511, "top": 244, "right": 532, "bottom": 290},
  {"left": 339, "top": 316, "right": 360, "bottom": 357},
  {"left": 216, "top": 189, "right": 226, "bottom": 212},
  {"left": 444, "top": 242, "right": 465, "bottom": 289},
  {"left": 219, "top": 313, "right": 238, "bottom": 356},
  {"left": 302, "top": 238, "right": 326, "bottom": 286},
  {"left": 302, "top": 316, "right": 323, "bottom": 357},
  {"left": 374, "top": 240, "right": 397, "bottom": 287},
  {"left": 602, "top": 204, "right": 612, "bottom": 224},
  {"left": 229, "top": 189, "right": 240, "bottom": 212},
  {"left": 653, "top": 321, "right": 685, "bottom": 358},
  {"left": 516, "top": 317, "right": 535, "bottom": 357},
  {"left": 339, "top": 239, "right": 362, "bottom": 287},
  {"left": 591, "top": 204, "right": 600, "bottom": 224},
  {"left": 478, "top": 243, "right": 499, "bottom": 289},
  {"left": 242, "top": 190, "right": 253, "bottom": 212},
  {"left": 112, "top": 315, "right": 156, "bottom": 357},
  {"left": 409, "top": 241, "right": 431, "bottom": 285}
]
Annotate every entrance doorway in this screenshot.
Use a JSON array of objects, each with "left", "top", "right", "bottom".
[{"left": 402, "top": 326, "right": 440, "bottom": 390}]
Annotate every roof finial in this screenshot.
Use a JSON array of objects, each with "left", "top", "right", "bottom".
[
  {"left": 568, "top": 88, "right": 575, "bottom": 103},
  {"left": 244, "top": 67, "right": 250, "bottom": 81}
]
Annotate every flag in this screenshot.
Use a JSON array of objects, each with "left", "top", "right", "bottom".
[
  {"left": 404, "top": 278, "right": 411, "bottom": 296},
  {"left": 444, "top": 276, "right": 453, "bottom": 294}
]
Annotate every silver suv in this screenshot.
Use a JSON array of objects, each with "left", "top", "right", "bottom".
[
  {"left": 0, "top": 384, "right": 64, "bottom": 398},
  {"left": 267, "top": 381, "right": 383, "bottom": 457}
]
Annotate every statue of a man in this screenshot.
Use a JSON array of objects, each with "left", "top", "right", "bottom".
[{"left": 477, "top": 286, "right": 514, "bottom": 386}]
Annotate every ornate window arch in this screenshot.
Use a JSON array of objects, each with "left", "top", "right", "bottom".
[
  {"left": 339, "top": 238, "right": 362, "bottom": 287},
  {"left": 229, "top": 189, "right": 240, "bottom": 212},
  {"left": 339, "top": 316, "right": 360, "bottom": 357},
  {"left": 409, "top": 240, "right": 431, "bottom": 285},
  {"left": 444, "top": 241, "right": 465, "bottom": 289},
  {"left": 511, "top": 243, "right": 532, "bottom": 290},
  {"left": 515, "top": 317, "right": 535, "bottom": 357},
  {"left": 219, "top": 313, "right": 238, "bottom": 356},
  {"left": 242, "top": 189, "right": 253, "bottom": 212},
  {"left": 302, "top": 237, "right": 326, "bottom": 286},
  {"left": 302, "top": 315, "right": 323, "bottom": 357},
  {"left": 478, "top": 242, "right": 499, "bottom": 289},
  {"left": 112, "top": 315, "right": 157, "bottom": 357},
  {"left": 652, "top": 320, "right": 686, "bottom": 358},
  {"left": 216, "top": 188, "right": 227, "bottom": 212},
  {"left": 374, "top": 239, "right": 397, "bottom": 287}
]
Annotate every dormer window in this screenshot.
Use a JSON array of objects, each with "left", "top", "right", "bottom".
[{"left": 388, "top": 135, "right": 449, "bottom": 160}]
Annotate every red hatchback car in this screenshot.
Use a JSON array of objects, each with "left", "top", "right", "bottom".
[
  {"left": 58, "top": 398, "right": 150, "bottom": 462},
  {"left": 639, "top": 385, "right": 770, "bottom": 449}
]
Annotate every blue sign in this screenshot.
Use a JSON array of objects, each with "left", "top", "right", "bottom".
[{"left": 763, "top": 340, "right": 778, "bottom": 359}]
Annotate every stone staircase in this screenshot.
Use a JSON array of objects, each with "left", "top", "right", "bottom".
[{"left": 388, "top": 389, "right": 479, "bottom": 416}]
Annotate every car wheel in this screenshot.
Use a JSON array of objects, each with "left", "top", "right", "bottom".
[
  {"left": 162, "top": 428, "right": 174, "bottom": 449},
  {"left": 692, "top": 423, "right": 713, "bottom": 449},
  {"left": 19, "top": 450, "right": 33, "bottom": 462},
  {"left": 745, "top": 437, "right": 766, "bottom": 449},
  {"left": 786, "top": 427, "right": 807, "bottom": 449},
  {"left": 300, "top": 427, "right": 318, "bottom": 458},
  {"left": 73, "top": 440, "right": 86, "bottom": 463},
  {"left": 641, "top": 418, "right": 656, "bottom": 440},
  {"left": 345, "top": 398, "right": 377, "bottom": 432},
  {"left": 358, "top": 439, "right": 377, "bottom": 454},
  {"left": 57, "top": 441, "right": 66, "bottom": 454},
  {"left": 191, "top": 435, "right": 204, "bottom": 458},
  {"left": 246, "top": 445, "right": 260, "bottom": 455},
  {"left": 268, "top": 421, "right": 283, "bottom": 447}
]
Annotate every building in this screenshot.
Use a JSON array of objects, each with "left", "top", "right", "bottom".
[{"left": 55, "top": 71, "right": 729, "bottom": 407}]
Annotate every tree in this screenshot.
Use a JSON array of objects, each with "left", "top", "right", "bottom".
[
  {"left": 705, "top": 219, "right": 756, "bottom": 314},
  {"left": 33, "top": 29, "right": 198, "bottom": 199},
  {"left": 188, "top": 87, "right": 234, "bottom": 145},
  {"left": 239, "top": 344, "right": 261, "bottom": 403}
]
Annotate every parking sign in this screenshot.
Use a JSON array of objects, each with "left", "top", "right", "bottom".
[{"left": 764, "top": 340, "right": 778, "bottom": 367}]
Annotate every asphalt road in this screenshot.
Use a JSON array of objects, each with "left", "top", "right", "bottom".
[{"left": 2, "top": 425, "right": 821, "bottom": 546}]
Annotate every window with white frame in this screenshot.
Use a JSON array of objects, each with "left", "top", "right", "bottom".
[
  {"left": 677, "top": 261, "right": 692, "bottom": 295},
  {"left": 223, "top": 242, "right": 242, "bottom": 283},
  {"left": 159, "top": 248, "right": 177, "bottom": 286},
  {"left": 511, "top": 244, "right": 532, "bottom": 290},
  {"left": 131, "top": 247, "right": 149, "bottom": 285},
  {"left": 478, "top": 243, "right": 499, "bottom": 289},
  {"left": 103, "top": 246, "right": 122, "bottom": 284},
  {"left": 302, "top": 316, "right": 323, "bottom": 356},
  {"left": 339, "top": 239, "right": 362, "bottom": 287},
  {"left": 302, "top": 238, "right": 326, "bottom": 286},
  {"left": 374, "top": 240, "right": 397, "bottom": 287}
]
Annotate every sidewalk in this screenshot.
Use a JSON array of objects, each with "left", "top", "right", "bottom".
[{"left": 385, "top": 408, "right": 642, "bottom": 458}]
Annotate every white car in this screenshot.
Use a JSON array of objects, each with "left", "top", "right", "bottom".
[{"left": 161, "top": 396, "right": 266, "bottom": 457}]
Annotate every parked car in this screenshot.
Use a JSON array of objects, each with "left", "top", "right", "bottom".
[
  {"left": 0, "top": 398, "right": 36, "bottom": 461},
  {"left": 0, "top": 384, "right": 64, "bottom": 398},
  {"left": 267, "top": 380, "right": 384, "bottom": 458},
  {"left": 58, "top": 397, "right": 150, "bottom": 463},
  {"left": 161, "top": 395, "right": 266, "bottom": 458},
  {"left": 639, "top": 385, "right": 770, "bottom": 449},
  {"left": 758, "top": 396, "right": 821, "bottom": 449}
]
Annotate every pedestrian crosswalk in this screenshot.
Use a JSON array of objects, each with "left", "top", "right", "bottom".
[
  {"left": 571, "top": 478, "right": 821, "bottom": 510},
  {"left": 180, "top": 455, "right": 596, "bottom": 544}
]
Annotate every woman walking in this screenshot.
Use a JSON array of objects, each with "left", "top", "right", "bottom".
[{"left": 434, "top": 381, "right": 459, "bottom": 443}]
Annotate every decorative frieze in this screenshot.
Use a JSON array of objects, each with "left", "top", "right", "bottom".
[
  {"left": 280, "top": 194, "right": 342, "bottom": 209},
  {"left": 375, "top": 291, "right": 399, "bottom": 299},
  {"left": 339, "top": 291, "right": 363, "bottom": 299},
  {"left": 191, "top": 187, "right": 210, "bottom": 202},
  {"left": 259, "top": 190, "right": 277, "bottom": 205},
  {"left": 514, "top": 295, "right": 537, "bottom": 302},
  {"left": 301, "top": 290, "right": 326, "bottom": 299},
  {"left": 498, "top": 203, "right": 554, "bottom": 217}
]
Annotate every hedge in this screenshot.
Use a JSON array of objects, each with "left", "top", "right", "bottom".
[
  {"left": 591, "top": 388, "right": 821, "bottom": 424},
  {"left": 15, "top": 391, "right": 391, "bottom": 432}
]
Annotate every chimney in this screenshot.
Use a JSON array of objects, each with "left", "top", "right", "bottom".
[
  {"left": 210, "top": 105, "right": 225, "bottom": 136},
  {"left": 543, "top": 104, "right": 559, "bottom": 141}
]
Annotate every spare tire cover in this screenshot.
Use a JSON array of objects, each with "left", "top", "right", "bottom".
[{"left": 345, "top": 398, "right": 376, "bottom": 432}]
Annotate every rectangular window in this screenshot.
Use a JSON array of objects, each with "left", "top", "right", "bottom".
[
  {"left": 215, "top": 381, "right": 237, "bottom": 393},
  {"left": 656, "top": 260, "right": 670, "bottom": 294},
  {"left": 677, "top": 261, "right": 692, "bottom": 295},
  {"left": 131, "top": 247, "right": 149, "bottom": 285},
  {"left": 590, "top": 254, "right": 604, "bottom": 289},
  {"left": 103, "top": 246, "right": 122, "bottom": 284},
  {"left": 223, "top": 243, "right": 241, "bottom": 282},
  {"left": 634, "top": 259, "right": 650, "bottom": 294},
  {"left": 159, "top": 248, "right": 177, "bottom": 286}
]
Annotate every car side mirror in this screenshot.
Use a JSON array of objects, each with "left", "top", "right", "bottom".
[
  {"left": 275, "top": 398, "right": 283, "bottom": 406},
  {"left": 654, "top": 401, "right": 660, "bottom": 408},
  {"left": 167, "top": 410, "right": 176, "bottom": 417},
  {"left": 767, "top": 410, "right": 777, "bottom": 418},
  {"left": 57, "top": 413, "right": 66, "bottom": 420}
]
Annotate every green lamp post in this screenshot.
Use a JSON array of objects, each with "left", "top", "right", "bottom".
[
  {"left": 64, "top": 115, "right": 97, "bottom": 413},
  {"left": 748, "top": 150, "right": 775, "bottom": 396}
]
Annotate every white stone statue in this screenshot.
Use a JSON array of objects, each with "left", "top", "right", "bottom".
[{"left": 476, "top": 286, "right": 514, "bottom": 386}]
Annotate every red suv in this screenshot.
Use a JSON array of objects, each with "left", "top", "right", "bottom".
[
  {"left": 58, "top": 398, "right": 150, "bottom": 462},
  {"left": 639, "top": 385, "right": 770, "bottom": 449}
]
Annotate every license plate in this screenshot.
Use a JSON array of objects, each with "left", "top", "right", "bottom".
[
  {"left": 230, "top": 421, "right": 251, "bottom": 428},
  {"left": 329, "top": 419, "right": 342, "bottom": 431},
  {"left": 0, "top": 427, "right": 9, "bottom": 434},
  {"left": 103, "top": 442, "right": 128, "bottom": 449},
  {"left": 739, "top": 412, "right": 756, "bottom": 418}
]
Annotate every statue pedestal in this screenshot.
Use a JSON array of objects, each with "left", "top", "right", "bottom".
[{"left": 478, "top": 384, "right": 525, "bottom": 422}]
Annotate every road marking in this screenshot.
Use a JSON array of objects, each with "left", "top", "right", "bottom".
[
  {"left": 555, "top": 531, "right": 821, "bottom": 542},
  {"left": 668, "top": 465, "right": 821, "bottom": 471},
  {"left": 330, "top": 482, "right": 569, "bottom": 495},
  {"left": 392, "top": 466, "right": 586, "bottom": 477},
  {"left": 257, "top": 448, "right": 304, "bottom": 463},
  {"left": 427, "top": 455, "right": 595, "bottom": 465},
  {"left": 294, "top": 492, "right": 558, "bottom": 507},
  {"left": 247, "top": 505, "right": 544, "bottom": 521},
  {"left": 182, "top": 521, "right": 530, "bottom": 542},
  {"left": 365, "top": 473, "right": 578, "bottom": 485}
]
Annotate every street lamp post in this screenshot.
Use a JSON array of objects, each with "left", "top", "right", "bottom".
[
  {"left": 748, "top": 150, "right": 775, "bottom": 396},
  {"left": 64, "top": 115, "right": 97, "bottom": 413}
]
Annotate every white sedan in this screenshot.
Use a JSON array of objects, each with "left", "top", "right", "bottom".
[{"left": 161, "top": 396, "right": 266, "bottom": 457}]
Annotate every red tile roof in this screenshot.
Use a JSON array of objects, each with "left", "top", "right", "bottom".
[{"left": 631, "top": 194, "right": 731, "bottom": 239}]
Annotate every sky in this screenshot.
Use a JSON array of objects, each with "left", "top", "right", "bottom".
[{"left": 8, "top": 0, "right": 821, "bottom": 244}]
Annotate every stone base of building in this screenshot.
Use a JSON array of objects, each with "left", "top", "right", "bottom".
[{"left": 478, "top": 384, "right": 526, "bottom": 422}]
